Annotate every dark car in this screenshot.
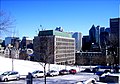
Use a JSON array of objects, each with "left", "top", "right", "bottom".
[
  {"left": 59, "top": 69, "right": 69, "bottom": 75},
  {"left": 81, "top": 68, "right": 92, "bottom": 73},
  {"left": 95, "top": 70, "right": 110, "bottom": 76},
  {"left": 69, "top": 69, "right": 76, "bottom": 74}
]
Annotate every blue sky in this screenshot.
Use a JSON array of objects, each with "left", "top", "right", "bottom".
[{"left": 1, "top": 0, "right": 120, "bottom": 39}]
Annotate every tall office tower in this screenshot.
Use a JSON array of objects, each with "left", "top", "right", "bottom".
[
  {"left": 72, "top": 32, "right": 82, "bottom": 52},
  {"left": 110, "top": 18, "right": 120, "bottom": 65},
  {"left": 89, "top": 25, "right": 100, "bottom": 45},
  {"left": 82, "top": 35, "right": 91, "bottom": 51},
  {"left": 89, "top": 25, "right": 96, "bottom": 43}
]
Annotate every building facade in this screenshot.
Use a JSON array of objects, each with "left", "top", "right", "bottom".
[
  {"left": 20, "top": 37, "right": 33, "bottom": 49},
  {"left": 5, "top": 37, "right": 20, "bottom": 49},
  {"left": 110, "top": 18, "right": 120, "bottom": 65},
  {"left": 72, "top": 32, "right": 82, "bottom": 52},
  {"left": 33, "top": 30, "right": 75, "bottom": 65},
  {"left": 110, "top": 18, "right": 120, "bottom": 41},
  {"left": 75, "top": 52, "right": 106, "bottom": 65},
  {"left": 89, "top": 25, "right": 100, "bottom": 45}
]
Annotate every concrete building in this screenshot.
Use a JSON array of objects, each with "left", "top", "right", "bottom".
[
  {"left": 33, "top": 30, "right": 75, "bottom": 65},
  {"left": 72, "top": 32, "right": 82, "bottom": 52}
]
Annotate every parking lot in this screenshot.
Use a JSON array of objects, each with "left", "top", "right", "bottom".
[{"left": 0, "top": 72, "right": 99, "bottom": 84}]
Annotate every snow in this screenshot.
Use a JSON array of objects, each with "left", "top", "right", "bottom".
[
  {"left": 0, "top": 56, "right": 101, "bottom": 84},
  {"left": 0, "top": 56, "right": 81, "bottom": 75}
]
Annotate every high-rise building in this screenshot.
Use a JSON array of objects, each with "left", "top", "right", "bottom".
[
  {"left": 100, "top": 27, "right": 110, "bottom": 47},
  {"left": 82, "top": 35, "right": 91, "bottom": 51},
  {"left": 96, "top": 25, "right": 100, "bottom": 44},
  {"left": 33, "top": 30, "right": 75, "bottom": 65},
  {"left": 89, "top": 25, "right": 100, "bottom": 44},
  {"left": 72, "top": 32, "right": 82, "bottom": 52},
  {"left": 110, "top": 18, "right": 120, "bottom": 40},
  {"left": 89, "top": 25, "right": 96, "bottom": 43},
  {"left": 110, "top": 18, "right": 120, "bottom": 65},
  {"left": 89, "top": 25, "right": 101, "bottom": 52}
]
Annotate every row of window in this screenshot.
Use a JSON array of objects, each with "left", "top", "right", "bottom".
[
  {"left": 56, "top": 60, "right": 75, "bottom": 65},
  {"left": 56, "top": 54, "right": 74, "bottom": 58},
  {"left": 56, "top": 46, "right": 75, "bottom": 49},
  {"left": 56, "top": 42, "right": 74, "bottom": 46},
  {"left": 56, "top": 38, "right": 74, "bottom": 42},
  {"left": 56, "top": 50, "right": 74, "bottom": 53},
  {"left": 80, "top": 53, "right": 102, "bottom": 56},
  {"left": 56, "top": 57, "right": 75, "bottom": 62}
]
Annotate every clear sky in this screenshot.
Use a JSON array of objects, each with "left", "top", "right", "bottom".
[{"left": 1, "top": 0, "right": 120, "bottom": 39}]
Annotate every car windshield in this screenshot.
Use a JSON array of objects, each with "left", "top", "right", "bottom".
[
  {"left": 32, "top": 71, "right": 38, "bottom": 74},
  {"left": 1, "top": 72, "right": 10, "bottom": 76},
  {"left": 50, "top": 70, "right": 55, "bottom": 72}
]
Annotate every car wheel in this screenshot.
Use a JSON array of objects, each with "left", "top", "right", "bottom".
[
  {"left": 16, "top": 77, "right": 20, "bottom": 80},
  {"left": 4, "top": 78, "right": 8, "bottom": 82}
]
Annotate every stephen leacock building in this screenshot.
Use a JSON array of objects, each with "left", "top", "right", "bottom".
[{"left": 33, "top": 30, "right": 75, "bottom": 65}]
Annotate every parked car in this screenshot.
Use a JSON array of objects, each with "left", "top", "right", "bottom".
[
  {"left": 47, "top": 70, "right": 59, "bottom": 76},
  {"left": 81, "top": 68, "right": 92, "bottom": 73},
  {"left": 69, "top": 69, "right": 76, "bottom": 74},
  {"left": 59, "top": 69, "right": 69, "bottom": 75},
  {"left": 95, "top": 70, "right": 110, "bottom": 76},
  {"left": 32, "top": 70, "right": 44, "bottom": 78},
  {"left": 0, "top": 71, "right": 20, "bottom": 82}
]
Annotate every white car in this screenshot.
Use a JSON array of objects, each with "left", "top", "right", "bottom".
[
  {"left": 0, "top": 71, "right": 20, "bottom": 82},
  {"left": 32, "top": 70, "right": 44, "bottom": 78},
  {"left": 47, "top": 70, "right": 59, "bottom": 76}
]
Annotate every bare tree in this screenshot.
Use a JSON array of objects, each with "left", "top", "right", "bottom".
[
  {"left": 0, "top": 10, "right": 15, "bottom": 38},
  {"left": 33, "top": 36, "right": 54, "bottom": 84}
]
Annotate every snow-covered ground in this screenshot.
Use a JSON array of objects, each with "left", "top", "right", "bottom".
[
  {"left": 0, "top": 56, "right": 97, "bottom": 76},
  {"left": 0, "top": 56, "right": 80, "bottom": 75}
]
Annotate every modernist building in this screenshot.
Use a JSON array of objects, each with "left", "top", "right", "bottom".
[
  {"left": 110, "top": 18, "right": 120, "bottom": 65},
  {"left": 110, "top": 18, "right": 120, "bottom": 41},
  {"left": 82, "top": 35, "right": 91, "bottom": 51},
  {"left": 72, "top": 32, "right": 82, "bottom": 52},
  {"left": 33, "top": 30, "right": 75, "bottom": 65},
  {"left": 100, "top": 27, "right": 110, "bottom": 48},
  {"left": 89, "top": 25, "right": 100, "bottom": 44}
]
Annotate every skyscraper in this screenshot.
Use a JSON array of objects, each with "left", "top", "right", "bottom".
[
  {"left": 110, "top": 18, "right": 120, "bottom": 45},
  {"left": 110, "top": 18, "right": 120, "bottom": 65},
  {"left": 72, "top": 32, "right": 82, "bottom": 52},
  {"left": 89, "top": 25, "right": 100, "bottom": 45}
]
